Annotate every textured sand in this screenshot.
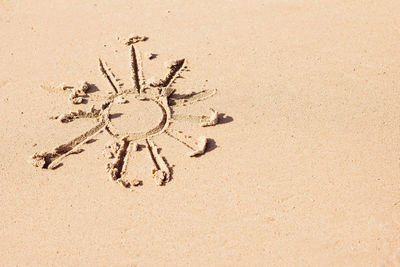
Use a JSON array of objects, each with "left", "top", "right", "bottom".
[{"left": 1, "top": 0, "right": 400, "bottom": 266}]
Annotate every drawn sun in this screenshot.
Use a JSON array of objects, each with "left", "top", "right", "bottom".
[{"left": 31, "top": 38, "right": 219, "bottom": 188}]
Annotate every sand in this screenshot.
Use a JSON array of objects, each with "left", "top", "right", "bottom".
[{"left": 1, "top": 0, "right": 400, "bottom": 266}]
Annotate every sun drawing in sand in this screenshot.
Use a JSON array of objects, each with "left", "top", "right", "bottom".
[{"left": 31, "top": 39, "right": 219, "bottom": 187}]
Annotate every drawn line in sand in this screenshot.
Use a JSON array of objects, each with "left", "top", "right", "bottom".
[
  {"left": 146, "top": 138, "right": 170, "bottom": 185},
  {"left": 168, "top": 89, "right": 216, "bottom": 106},
  {"left": 99, "top": 59, "right": 119, "bottom": 94},
  {"left": 41, "top": 81, "right": 99, "bottom": 105},
  {"left": 31, "top": 37, "right": 226, "bottom": 188},
  {"left": 172, "top": 108, "right": 218, "bottom": 127},
  {"left": 165, "top": 128, "right": 208, "bottom": 157},
  {"left": 130, "top": 45, "right": 141, "bottom": 93}
]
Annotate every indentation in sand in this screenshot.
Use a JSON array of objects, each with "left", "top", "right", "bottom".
[{"left": 31, "top": 37, "right": 224, "bottom": 188}]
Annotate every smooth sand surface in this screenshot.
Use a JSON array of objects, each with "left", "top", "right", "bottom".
[{"left": 1, "top": 0, "right": 400, "bottom": 266}]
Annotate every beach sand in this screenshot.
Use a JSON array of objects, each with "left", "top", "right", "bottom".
[{"left": 1, "top": 0, "right": 399, "bottom": 265}]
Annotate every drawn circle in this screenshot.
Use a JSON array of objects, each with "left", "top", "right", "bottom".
[{"left": 109, "top": 94, "right": 165, "bottom": 135}]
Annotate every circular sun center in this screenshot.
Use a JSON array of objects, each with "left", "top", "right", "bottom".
[{"left": 110, "top": 94, "right": 164, "bottom": 134}]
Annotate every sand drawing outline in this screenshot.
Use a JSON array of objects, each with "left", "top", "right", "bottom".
[{"left": 31, "top": 37, "right": 221, "bottom": 188}]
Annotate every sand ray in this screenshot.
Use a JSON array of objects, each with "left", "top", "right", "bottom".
[
  {"left": 50, "top": 105, "right": 102, "bottom": 123},
  {"left": 138, "top": 52, "right": 146, "bottom": 91},
  {"left": 164, "top": 128, "right": 207, "bottom": 157},
  {"left": 150, "top": 59, "right": 185, "bottom": 89},
  {"left": 146, "top": 138, "right": 170, "bottom": 185},
  {"left": 99, "top": 58, "right": 119, "bottom": 94},
  {"left": 104, "top": 61, "right": 125, "bottom": 90},
  {"left": 130, "top": 45, "right": 141, "bottom": 94},
  {"left": 172, "top": 108, "right": 219, "bottom": 127},
  {"left": 168, "top": 89, "right": 216, "bottom": 106},
  {"left": 31, "top": 120, "right": 108, "bottom": 169},
  {"left": 106, "top": 137, "right": 137, "bottom": 182}
]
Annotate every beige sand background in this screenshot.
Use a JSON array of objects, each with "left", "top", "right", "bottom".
[{"left": 1, "top": 0, "right": 400, "bottom": 266}]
